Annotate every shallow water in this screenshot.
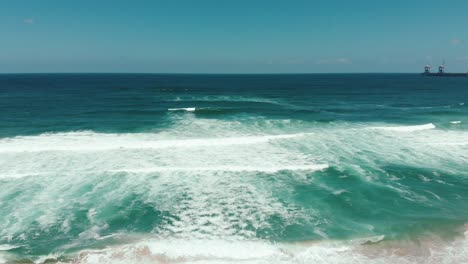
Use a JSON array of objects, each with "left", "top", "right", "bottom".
[{"left": 0, "top": 74, "right": 467, "bottom": 263}]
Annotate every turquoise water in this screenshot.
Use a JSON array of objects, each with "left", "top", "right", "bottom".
[{"left": 0, "top": 74, "right": 467, "bottom": 263}]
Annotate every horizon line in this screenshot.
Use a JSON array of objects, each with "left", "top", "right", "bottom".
[{"left": 0, "top": 72, "right": 422, "bottom": 75}]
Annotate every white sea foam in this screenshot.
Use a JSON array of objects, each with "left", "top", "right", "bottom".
[
  {"left": 0, "top": 245, "right": 20, "bottom": 264},
  {"left": 168, "top": 107, "right": 196, "bottom": 112},
  {"left": 0, "top": 164, "right": 327, "bottom": 180},
  {"left": 108, "top": 164, "right": 329, "bottom": 173},
  {"left": 168, "top": 95, "right": 302, "bottom": 110},
  {"left": 0, "top": 118, "right": 324, "bottom": 242},
  {"left": 1, "top": 118, "right": 468, "bottom": 263},
  {"left": 352, "top": 235, "right": 385, "bottom": 244},
  {"left": 170, "top": 95, "right": 284, "bottom": 105},
  {"left": 450, "top": 121, "right": 462, "bottom": 124},
  {"left": 69, "top": 234, "right": 468, "bottom": 264},
  {"left": 429, "top": 142, "right": 468, "bottom": 146},
  {"left": 0, "top": 132, "right": 311, "bottom": 153},
  {"left": 75, "top": 239, "right": 284, "bottom": 264},
  {"left": 368, "top": 123, "right": 435, "bottom": 132},
  {"left": 0, "top": 245, "right": 19, "bottom": 251}
]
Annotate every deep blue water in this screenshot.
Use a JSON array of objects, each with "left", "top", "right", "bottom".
[{"left": 1, "top": 74, "right": 467, "bottom": 137}]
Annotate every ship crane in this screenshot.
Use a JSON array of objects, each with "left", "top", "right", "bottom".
[
  {"left": 438, "top": 64, "right": 445, "bottom": 74},
  {"left": 424, "top": 65, "right": 431, "bottom": 74},
  {"left": 438, "top": 59, "right": 445, "bottom": 74}
]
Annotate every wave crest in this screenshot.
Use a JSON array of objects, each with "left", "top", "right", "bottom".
[{"left": 368, "top": 123, "right": 435, "bottom": 132}]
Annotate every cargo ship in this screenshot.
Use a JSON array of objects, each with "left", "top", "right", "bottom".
[{"left": 422, "top": 64, "right": 468, "bottom": 77}]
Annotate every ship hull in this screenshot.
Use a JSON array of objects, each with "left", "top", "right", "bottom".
[{"left": 422, "top": 73, "right": 468, "bottom": 77}]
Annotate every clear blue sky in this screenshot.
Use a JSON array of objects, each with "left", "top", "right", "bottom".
[{"left": 1, "top": 0, "right": 467, "bottom": 73}]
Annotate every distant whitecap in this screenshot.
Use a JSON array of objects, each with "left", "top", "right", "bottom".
[{"left": 168, "top": 107, "right": 196, "bottom": 112}]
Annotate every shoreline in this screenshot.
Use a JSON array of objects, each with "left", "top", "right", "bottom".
[{"left": 2, "top": 225, "right": 468, "bottom": 264}]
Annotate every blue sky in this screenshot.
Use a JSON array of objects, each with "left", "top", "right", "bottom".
[{"left": 1, "top": 0, "right": 467, "bottom": 73}]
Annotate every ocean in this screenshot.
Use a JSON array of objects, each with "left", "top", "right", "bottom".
[{"left": 0, "top": 73, "right": 467, "bottom": 263}]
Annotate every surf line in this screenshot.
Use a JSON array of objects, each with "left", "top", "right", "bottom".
[{"left": 107, "top": 164, "right": 329, "bottom": 173}]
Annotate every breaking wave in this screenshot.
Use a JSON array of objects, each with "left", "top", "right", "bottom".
[
  {"left": 0, "top": 117, "right": 467, "bottom": 263},
  {"left": 70, "top": 233, "right": 468, "bottom": 264},
  {"left": 168, "top": 107, "right": 196, "bottom": 112},
  {"left": 0, "top": 132, "right": 311, "bottom": 153},
  {"left": 368, "top": 123, "right": 436, "bottom": 132}
]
